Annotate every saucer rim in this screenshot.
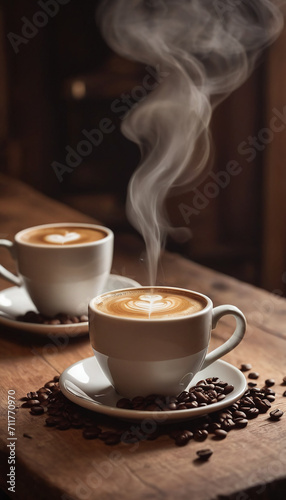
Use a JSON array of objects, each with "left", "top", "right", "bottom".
[
  {"left": 59, "top": 357, "right": 247, "bottom": 422},
  {"left": 0, "top": 275, "right": 141, "bottom": 336}
]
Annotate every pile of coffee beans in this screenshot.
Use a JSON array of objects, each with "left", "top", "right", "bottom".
[
  {"left": 17, "top": 311, "right": 88, "bottom": 325},
  {"left": 20, "top": 366, "right": 285, "bottom": 462},
  {"left": 116, "top": 377, "right": 234, "bottom": 411}
]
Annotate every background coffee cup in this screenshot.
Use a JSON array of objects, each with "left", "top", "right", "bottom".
[
  {"left": 88, "top": 286, "right": 246, "bottom": 398},
  {"left": 0, "top": 222, "right": 113, "bottom": 316}
]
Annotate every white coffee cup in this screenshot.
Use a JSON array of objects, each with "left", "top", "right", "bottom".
[
  {"left": 88, "top": 286, "right": 246, "bottom": 398},
  {"left": 0, "top": 222, "right": 113, "bottom": 316}
]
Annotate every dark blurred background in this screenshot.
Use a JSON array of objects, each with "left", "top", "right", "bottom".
[{"left": 0, "top": 0, "right": 286, "bottom": 294}]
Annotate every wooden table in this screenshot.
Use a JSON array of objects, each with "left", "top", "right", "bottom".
[{"left": 0, "top": 173, "right": 286, "bottom": 500}]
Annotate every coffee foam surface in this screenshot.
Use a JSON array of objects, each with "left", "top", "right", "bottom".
[
  {"left": 20, "top": 226, "right": 106, "bottom": 246},
  {"left": 95, "top": 289, "right": 205, "bottom": 319}
]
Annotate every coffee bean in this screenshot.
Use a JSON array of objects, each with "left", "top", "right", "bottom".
[
  {"left": 194, "top": 429, "right": 208, "bottom": 441},
  {"left": 217, "top": 394, "right": 226, "bottom": 401},
  {"left": 38, "top": 387, "right": 52, "bottom": 395},
  {"left": 115, "top": 380, "right": 235, "bottom": 414},
  {"left": 178, "top": 391, "right": 189, "bottom": 402},
  {"left": 232, "top": 410, "right": 247, "bottom": 419},
  {"left": 177, "top": 403, "right": 188, "bottom": 410},
  {"left": 132, "top": 402, "right": 147, "bottom": 411},
  {"left": 234, "top": 418, "right": 248, "bottom": 428},
  {"left": 38, "top": 393, "right": 49, "bottom": 403},
  {"left": 254, "top": 398, "right": 271, "bottom": 413},
  {"left": 168, "top": 402, "right": 177, "bottom": 410},
  {"left": 240, "top": 363, "right": 252, "bottom": 372},
  {"left": 264, "top": 388, "right": 275, "bottom": 396},
  {"left": 248, "top": 372, "right": 259, "bottom": 379},
  {"left": 207, "top": 390, "right": 217, "bottom": 400},
  {"left": 196, "top": 379, "right": 207, "bottom": 386},
  {"left": 132, "top": 396, "right": 145, "bottom": 406},
  {"left": 99, "top": 431, "right": 115, "bottom": 441},
  {"left": 198, "top": 421, "right": 210, "bottom": 431},
  {"left": 17, "top": 311, "right": 43, "bottom": 323},
  {"left": 186, "top": 401, "right": 199, "bottom": 409},
  {"left": 208, "top": 422, "right": 221, "bottom": 433},
  {"left": 265, "top": 394, "right": 276, "bottom": 403},
  {"left": 193, "top": 387, "right": 203, "bottom": 393},
  {"left": 215, "top": 381, "right": 228, "bottom": 388},
  {"left": 283, "top": 391, "right": 286, "bottom": 397},
  {"left": 196, "top": 448, "right": 213, "bottom": 461},
  {"left": 17, "top": 311, "right": 88, "bottom": 324},
  {"left": 282, "top": 376, "right": 286, "bottom": 385},
  {"left": 230, "top": 403, "right": 239, "bottom": 411},
  {"left": 194, "top": 392, "right": 209, "bottom": 404},
  {"left": 265, "top": 378, "right": 275, "bottom": 387},
  {"left": 105, "top": 433, "right": 121, "bottom": 445},
  {"left": 44, "top": 381, "right": 56, "bottom": 390},
  {"left": 69, "top": 315, "right": 80, "bottom": 324},
  {"left": 204, "top": 384, "right": 215, "bottom": 391},
  {"left": 30, "top": 406, "right": 44, "bottom": 415},
  {"left": 56, "top": 420, "right": 71, "bottom": 431},
  {"left": 224, "top": 385, "right": 234, "bottom": 395},
  {"left": 116, "top": 398, "right": 132, "bottom": 409},
  {"left": 249, "top": 387, "right": 263, "bottom": 396},
  {"left": 169, "top": 429, "right": 183, "bottom": 440},
  {"left": 241, "top": 396, "right": 255, "bottom": 407},
  {"left": 23, "top": 433, "right": 33, "bottom": 439},
  {"left": 21, "top": 369, "right": 284, "bottom": 452},
  {"left": 269, "top": 409, "right": 284, "bottom": 421},
  {"left": 27, "top": 391, "right": 38, "bottom": 399},
  {"left": 246, "top": 407, "right": 259, "bottom": 419},
  {"left": 47, "top": 406, "right": 62, "bottom": 416},
  {"left": 44, "top": 319, "right": 61, "bottom": 325},
  {"left": 175, "top": 431, "right": 192, "bottom": 446},
  {"left": 22, "top": 399, "right": 41, "bottom": 408},
  {"left": 218, "top": 410, "right": 232, "bottom": 420},
  {"left": 221, "top": 418, "right": 235, "bottom": 431},
  {"left": 45, "top": 416, "right": 62, "bottom": 427},
  {"left": 188, "top": 393, "right": 197, "bottom": 401},
  {"left": 145, "top": 404, "right": 160, "bottom": 411},
  {"left": 214, "top": 429, "right": 228, "bottom": 439},
  {"left": 184, "top": 430, "right": 194, "bottom": 439}
]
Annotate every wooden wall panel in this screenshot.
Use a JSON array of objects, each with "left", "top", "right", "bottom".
[{"left": 262, "top": 17, "right": 286, "bottom": 294}]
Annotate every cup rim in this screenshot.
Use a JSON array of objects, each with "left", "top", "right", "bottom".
[
  {"left": 89, "top": 286, "right": 212, "bottom": 322},
  {"left": 15, "top": 222, "right": 113, "bottom": 248}
]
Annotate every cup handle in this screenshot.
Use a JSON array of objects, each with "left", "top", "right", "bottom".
[
  {"left": 0, "top": 239, "right": 22, "bottom": 286},
  {"left": 201, "top": 305, "right": 246, "bottom": 370}
]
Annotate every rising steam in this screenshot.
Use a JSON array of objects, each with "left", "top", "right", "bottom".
[{"left": 97, "top": 0, "right": 283, "bottom": 285}]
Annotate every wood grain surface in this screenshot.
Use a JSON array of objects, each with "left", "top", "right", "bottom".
[{"left": 0, "top": 174, "right": 286, "bottom": 500}]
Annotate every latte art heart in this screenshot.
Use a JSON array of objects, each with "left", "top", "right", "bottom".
[
  {"left": 45, "top": 232, "right": 81, "bottom": 244},
  {"left": 127, "top": 294, "right": 175, "bottom": 316},
  {"left": 95, "top": 289, "right": 206, "bottom": 319},
  {"left": 19, "top": 225, "right": 107, "bottom": 246}
]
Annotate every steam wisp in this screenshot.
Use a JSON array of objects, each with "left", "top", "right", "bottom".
[{"left": 97, "top": 0, "right": 283, "bottom": 284}]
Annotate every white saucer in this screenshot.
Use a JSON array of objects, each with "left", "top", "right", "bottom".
[
  {"left": 59, "top": 357, "right": 247, "bottom": 422},
  {"left": 0, "top": 275, "right": 141, "bottom": 336}
]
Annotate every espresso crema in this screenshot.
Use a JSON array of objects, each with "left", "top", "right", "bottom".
[
  {"left": 19, "top": 226, "right": 106, "bottom": 246},
  {"left": 95, "top": 288, "right": 206, "bottom": 319}
]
